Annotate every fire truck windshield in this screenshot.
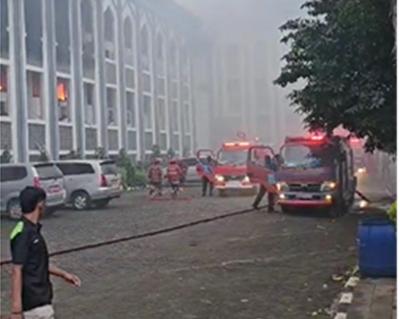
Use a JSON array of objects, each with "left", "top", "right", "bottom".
[
  {"left": 218, "top": 150, "right": 248, "bottom": 165},
  {"left": 281, "top": 144, "right": 334, "bottom": 169}
]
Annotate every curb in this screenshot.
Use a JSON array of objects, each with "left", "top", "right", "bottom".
[{"left": 331, "top": 268, "right": 360, "bottom": 319}]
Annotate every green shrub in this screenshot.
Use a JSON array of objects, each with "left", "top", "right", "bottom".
[
  {"left": 0, "top": 145, "right": 12, "bottom": 163},
  {"left": 117, "top": 149, "right": 136, "bottom": 189},
  {"left": 388, "top": 202, "right": 396, "bottom": 224},
  {"left": 95, "top": 147, "right": 107, "bottom": 159},
  {"left": 133, "top": 169, "right": 147, "bottom": 187}
]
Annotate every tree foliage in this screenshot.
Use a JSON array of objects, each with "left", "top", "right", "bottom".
[
  {"left": 275, "top": 0, "right": 396, "bottom": 153},
  {"left": 0, "top": 145, "right": 12, "bottom": 164}
]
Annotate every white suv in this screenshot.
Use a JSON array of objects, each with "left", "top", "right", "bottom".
[
  {"left": 54, "top": 160, "right": 122, "bottom": 210},
  {"left": 0, "top": 163, "right": 66, "bottom": 219}
]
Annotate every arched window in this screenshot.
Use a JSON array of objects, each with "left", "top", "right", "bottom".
[
  {"left": 124, "top": 18, "right": 133, "bottom": 50},
  {"left": 24, "top": 0, "right": 43, "bottom": 66},
  {"left": 169, "top": 41, "right": 177, "bottom": 77},
  {"left": 81, "top": 0, "right": 95, "bottom": 78},
  {"left": 0, "top": 0, "right": 9, "bottom": 59},
  {"left": 55, "top": 0, "right": 70, "bottom": 72},
  {"left": 156, "top": 33, "right": 164, "bottom": 61},
  {"left": 140, "top": 25, "right": 149, "bottom": 57},
  {"left": 104, "top": 8, "right": 115, "bottom": 60},
  {"left": 124, "top": 17, "right": 134, "bottom": 65},
  {"left": 140, "top": 24, "right": 150, "bottom": 70}
]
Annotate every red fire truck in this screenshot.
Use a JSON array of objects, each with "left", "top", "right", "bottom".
[
  {"left": 333, "top": 127, "right": 368, "bottom": 176},
  {"left": 275, "top": 134, "right": 357, "bottom": 217},
  {"left": 197, "top": 141, "right": 258, "bottom": 196}
]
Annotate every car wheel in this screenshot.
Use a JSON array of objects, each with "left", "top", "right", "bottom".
[
  {"left": 7, "top": 199, "right": 22, "bottom": 220},
  {"left": 71, "top": 191, "right": 90, "bottom": 210},
  {"left": 94, "top": 199, "right": 110, "bottom": 209}
]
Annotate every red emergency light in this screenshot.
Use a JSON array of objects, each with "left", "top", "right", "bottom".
[
  {"left": 285, "top": 135, "right": 327, "bottom": 144},
  {"left": 224, "top": 141, "right": 250, "bottom": 147},
  {"left": 350, "top": 137, "right": 361, "bottom": 145},
  {"left": 310, "top": 135, "right": 324, "bottom": 141}
]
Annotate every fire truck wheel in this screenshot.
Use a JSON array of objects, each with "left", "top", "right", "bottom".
[
  {"left": 328, "top": 206, "right": 340, "bottom": 218},
  {"left": 218, "top": 189, "right": 227, "bottom": 197},
  {"left": 329, "top": 199, "right": 346, "bottom": 217},
  {"left": 280, "top": 205, "right": 293, "bottom": 214}
]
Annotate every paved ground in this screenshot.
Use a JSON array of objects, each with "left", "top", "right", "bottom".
[
  {"left": 0, "top": 186, "right": 362, "bottom": 318},
  {"left": 347, "top": 278, "right": 396, "bottom": 319},
  {"left": 0, "top": 187, "right": 250, "bottom": 261}
]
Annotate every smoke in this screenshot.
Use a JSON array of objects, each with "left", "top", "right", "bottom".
[{"left": 176, "top": 0, "right": 306, "bottom": 149}]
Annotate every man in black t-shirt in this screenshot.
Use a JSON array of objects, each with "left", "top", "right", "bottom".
[{"left": 10, "top": 187, "right": 81, "bottom": 319}]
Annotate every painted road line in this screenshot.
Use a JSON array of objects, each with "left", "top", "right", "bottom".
[
  {"left": 334, "top": 312, "right": 347, "bottom": 319},
  {"left": 345, "top": 276, "right": 360, "bottom": 288},
  {"left": 339, "top": 292, "right": 354, "bottom": 304}
]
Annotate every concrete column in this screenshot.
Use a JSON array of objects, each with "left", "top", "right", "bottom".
[
  {"left": 188, "top": 57, "right": 196, "bottom": 154},
  {"left": 70, "top": 0, "right": 84, "bottom": 156},
  {"left": 151, "top": 24, "right": 160, "bottom": 147},
  {"left": 95, "top": 1, "right": 108, "bottom": 152},
  {"left": 135, "top": 13, "right": 145, "bottom": 160},
  {"left": 165, "top": 38, "right": 174, "bottom": 152},
  {"left": 9, "top": 0, "right": 28, "bottom": 162},
  {"left": 43, "top": 0, "right": 58, "bottom": 159},
  {"left": 177, "top": 46, "right": 183, "bottom": 156},
  {"left": 116, "top": 0, "right": 127, "bottom": 150}
]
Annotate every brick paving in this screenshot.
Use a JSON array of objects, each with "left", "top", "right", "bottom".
[
  {"left": 0, "top": 188, "right": 250, "bottom": 261},
  {"left": 0, "top": 187, "right": 361, "bottom": 318},
  {"left": 347, "top": 278, "right": 396, "bottom": 319}
]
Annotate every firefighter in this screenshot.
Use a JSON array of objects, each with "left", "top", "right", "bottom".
[
  {"left": 147, "top": 158, "right": 163, "bottom": 197},
  {"left": 166, "top": 159, "right": 183, "bottom": 198},
  {"left": 252, "top": 155, "right": 278, "bottom": 212},
  {"left": 178, "top": 160, "right": 188, "bottom": 185},
  {"left": 201, "top": 156, "right": 215, "bottom": 197}
]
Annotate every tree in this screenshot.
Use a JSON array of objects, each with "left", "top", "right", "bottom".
[
  {"left": 38, "top": 148, "right": 50, "bottom": 162},
  {"left": 116, "top": 148, "right": 136, "bottom": 189},
  {"left": 275, "top": 0, "right": 396, "bottom": 153},
  {"left": 94, "top": 147, "right": 107, "bottom": 159},
  {"left": 0, "top": 145, "right": 12, "bottom": 163},
  {"left": 65, "top": 149, "right": 81, "bottom": 159},
  {"left": 167, "top": 147, "right": 175, "bottom": 159},
  {"left": 151, "top": 144, "right": 161, "bottom": 159}
]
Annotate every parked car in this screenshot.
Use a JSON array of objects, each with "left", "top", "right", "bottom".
[
  {"left": 180, "top": 157, "right": 201, "bottom": 184},
  {"left": 0, "top": 163, "right": 66, "bottom": 219},
  {"left": 54, "top": 160, "right": 122, "bottom": 210}
]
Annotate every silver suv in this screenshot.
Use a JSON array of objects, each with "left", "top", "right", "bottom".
[
  {"left": 54, "top": 160, "right": 122, "bottom": 210},
  {"left": 0, "top": 163, "right": 66, "bottom": 219}
]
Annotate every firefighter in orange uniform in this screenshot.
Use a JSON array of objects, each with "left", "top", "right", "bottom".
[
  {"left": 165, "top": 159, "right": 183, "bottom": 198},
  {"left": 147, "top": 158, "right": 163, "bottom": 197}
]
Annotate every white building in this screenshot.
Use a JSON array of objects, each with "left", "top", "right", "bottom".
[{"left": 0, "top": 0, "right": 197, "bottom": 162}]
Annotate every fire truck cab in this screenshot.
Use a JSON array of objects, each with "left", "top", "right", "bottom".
[
  {"left": 276, "top": 134, "right": 357, "bottom": 217},
  {"left": 213, "top": 141, "right": 257, "bottom": 196},
  {"left": 349, "top": 137, "right": 368, "bottom": 176}
]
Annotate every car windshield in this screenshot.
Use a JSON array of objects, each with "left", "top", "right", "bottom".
[
  {"left": 218, "top": 150, "right": 247, "bottom": 165},
  {"left": 101, "top": 161, "right": 118, "bottom": 175},
  {"left": 34, "top": 164, "right": 63, "bottom": 180},
  {"left": 281, "top": 144, "right": 334, "bottom": 169}
]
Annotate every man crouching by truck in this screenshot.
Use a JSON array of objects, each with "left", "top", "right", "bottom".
[
  {"left": 10, "top": 187, "right": 80, "bottom": 319},
  {"left": 252, "top": 155, "right": 279, "bottom": 212}
]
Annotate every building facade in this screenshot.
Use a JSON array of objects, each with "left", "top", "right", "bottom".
[
  {"left": 185, "top": 0, "right": 304, "bottom": 150},
  {"left": 0, "top": 0, "right": 197, "bottom": 162}
]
